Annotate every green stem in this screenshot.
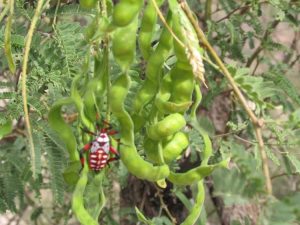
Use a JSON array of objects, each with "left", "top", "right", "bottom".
[
  {"left": 52, "top": 0, "right": 61, "bottom": 25},
  {"left": 204, "top": 0, "right": 212, "bottom": 20},
  {"left": 21, "top": 0, "right": 45, "bottom": 178},
  {"left": 105, "top": 43, "right": 110, "bottom": 121},
  {"left": 190, "top": 82, "right": 202, "bottom": 120},
  {"left": 0, "top": 4, "right": 9, "bottom": 23}
]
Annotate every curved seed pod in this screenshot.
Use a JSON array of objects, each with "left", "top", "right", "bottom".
[
  {"left": 72, "top": 164, "right": 98, "bottom": 225},
  {"left": 181, "top": 181, "right": 205, "bottom": 225},
  {"left": 112, "top": 0, "right": 143, "bottom": 27},
  {"left": 112, "top": 16, "right": 138, "bottom": 71},
  {"left": 144, "top": 132, "right": 189, "bottom": 164},
  {"left": 49, "top": 72, "right": 98, "bottom": 185},
  {"left": 168, "top": 158, "right": 229, "bottom": 185},
  {"left": 155, "top": 67, "right": 194, "bottom": 114},
  {"left": 70, "top": 75, "right": 93, "bottom": 130},
  {"left": 147, "top": 113, "right": 186, "bottom": 141},
  {"left": 83, "top": 53, "right": 108, "bottom": 122},
  {"left": 110, "top": 74, "right": 169, "bottom": 181},
  {"left": 133, "top": 12, "right": 173, "bottom": 116},
  {"left": 144, "top": 137, "right": 160, "bottom": 163},
  {"left": 48, "top": 97, "right": 78, "bottom": 162},
  {"left": 162, "top": 132, "right": 189, "bottom": 163},
  {"left": 139, "top": 0, "right": 165, "bottom": 59}
]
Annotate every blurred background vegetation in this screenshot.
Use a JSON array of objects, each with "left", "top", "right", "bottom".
[{"left": 0, "top": 0, "right": 300, "bottom": 224}]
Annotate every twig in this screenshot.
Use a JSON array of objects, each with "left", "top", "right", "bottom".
[
  {"left": 204, "top": 0, "right": 212, "bottom": 20},
  {"left": 271, "top": 172, "right": 299, "bottom": 180},
  {"left": 154, "top": 185, "right": 177, "bottom": 224},
  {"left": 255, "top": 127, "right": 272, "bottom": 194},
  {"left": 52, "top": 0, "right": 61, "bottom": 25},
  {"left": 246, "top": 20, "right": 280, "bottom": 67},
  {"left": 21, "top": 0, "right": 45, "bottom": 178},
  {"left": 290, "top": 54, "right": 300, "bottom": 68},
  {"left": 216, "top": 4, "right": 250, "bottom": 23},
  {"left": 0, "top": 3, "right": 9, "bottom": 23},
  {"left": 150, "top": 0, "right": 185, "bottom": 47},
  {"left": 179, "top": 0, "right": 273, "bottom": 195},
  {"left": 216, "top": 1, "right": 268, "bottom": 23},
  {"left": 205, "top": 176, "right": 228, "bottom": 225}
]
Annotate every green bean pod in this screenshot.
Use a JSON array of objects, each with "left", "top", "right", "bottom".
[
  {"left": 139, "top": 0, "right": 165, "bottom": 59},
  {"left": 49, "top": 73, "right": 95, "bottom": 185},
  {"left": 72, "top": 164, "right": 98, "bottom": 225},
  {"left": 144, "top": 132, "right": 188, "bottom": 164},
  {"left": 83, "top": 53, "right": 108, "bottom": 122},
  {"left": 155, "top": 72, "right": 190, "bottom": 113},
  {"left": 144, "top": 137, "right": 160, "bottom": 163},
  {"left": 168, "top": 158, "right": 230, "bottom": 185},
  {"left": 162, "top": 132, "right": 189, "bottom": 163},
  {"left": 133, "top": 12, "right": 173, "bottom": 115},
  {"left": 71, "top": 75, "right": 94, "bottom": 130},
  {"left": 110, "top": 74, "right": 169, "bottom": 181},
  {"left": 112, "top": 16, "right": 138, "bottom": 71},
  {"left": 155, "top": 67, "right": 194, "bottom": 114},
  {"left": 147, "top": 113, "right": 186, "bottom": 141},
  {"left": 180, "top": 181, "right": 205, "bottom": 225},
  {"left": 48, "top": 97, "right": 78, "bottom": 162},
  {"left": 112, "top": 0, "right": 143, "bottom": 27}
]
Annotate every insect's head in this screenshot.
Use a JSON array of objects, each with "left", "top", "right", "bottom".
[{"left": 95, "top": 131, "right": 109, "bottom": 146}]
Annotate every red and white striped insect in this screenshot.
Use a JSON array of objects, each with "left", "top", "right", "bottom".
[{"left": 79, "top": 122, "right": 119, "bottom": 171}]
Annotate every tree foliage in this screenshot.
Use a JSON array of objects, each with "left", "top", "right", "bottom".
[{"left": 0, "top": 0, "right": 300, "bottom": 224}]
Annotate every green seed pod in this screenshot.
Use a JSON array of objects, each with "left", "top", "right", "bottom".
[
  {"left": 139, "top": 0, "right": 165, "bottom": 59},
  {"left": 168, "top": 159, "right": 230, "bottom": 185},
  {"left": 112, "top": 16, "right": 138, "bottom": 71},
  {"left": 144, "top": 137, "right": 160, "bottom": 163},
  {"left": 162, "top": 132, "right": 189, "bottom": 163},
  {"left": 181, "top": 181, "right": 205, "bottom": 225},
  {"left": 133, "top": 12, "right": 173, "bottom": 116},
  {"left": 109, "top": 74, "right": 170, "bottom": 181},
  {"left": 72, "top": 165, "right": 98, "bottom": 225},
  {"left": 147, "top": 113, "right": 186, "bottom": 140},
  {"left": 155, "top": 72, "right": 192, "bottom": 114},
  {"left": 112, "top": 0, "right": 143, "bottom": 27}
]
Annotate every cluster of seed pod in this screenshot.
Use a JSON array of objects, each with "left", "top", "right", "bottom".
[{"left": 48, "top": 0, "right": 229, "bottom": 224}]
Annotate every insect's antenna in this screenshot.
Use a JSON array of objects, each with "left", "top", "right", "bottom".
[
  {"left": 102, "top": 119, "right": 113, "bottom": 129},
  {"left": 81, "top": 127, "right": 97, "bottom": 136}
]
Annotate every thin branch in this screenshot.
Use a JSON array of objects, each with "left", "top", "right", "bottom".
[
  {"left": 154, "top": 185, "right": 177, "bottom": 224},
  {"left": 271, "top": 172, "right": 299, "bottom": 180},
  {"left": 52, "top": 0, "right": 61, "bottom": 25},
  {"left": 246, "top": 20, "right": 280, "bottom": 67},
  {"left": 150, "top": 0, "right": 185, "bottom": 47},
  {"left": 204, "top": 0, "right": 212, "bottom": 20},
  {"left": 21, "top": 0, "right": 45, "bottom": 178},
  {"left": 290, "top": 54, "right": 300, "bottom": 68},
  {"left": 179, "top": 0, "right": 273, "bottom": 195},
  {"left": 0, "top": 3, "right": 9, "bottom": 23},
  {"left": 216, "top": 1, "right": 268, "bottom": 23},
  {"left": 255, "top": 127, "right": 272, "bottom": 194},
  {"left": 216, "top": 3, "right": 250, "bottom": 23}
]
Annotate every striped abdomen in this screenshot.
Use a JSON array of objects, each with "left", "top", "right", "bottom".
[{"left": 89, "top": 148, "right": 108, "bottom": 171}]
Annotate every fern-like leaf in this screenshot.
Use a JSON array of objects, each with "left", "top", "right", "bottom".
[{"left": 43, "top": 136, "right": 66, "bottom": 204}]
